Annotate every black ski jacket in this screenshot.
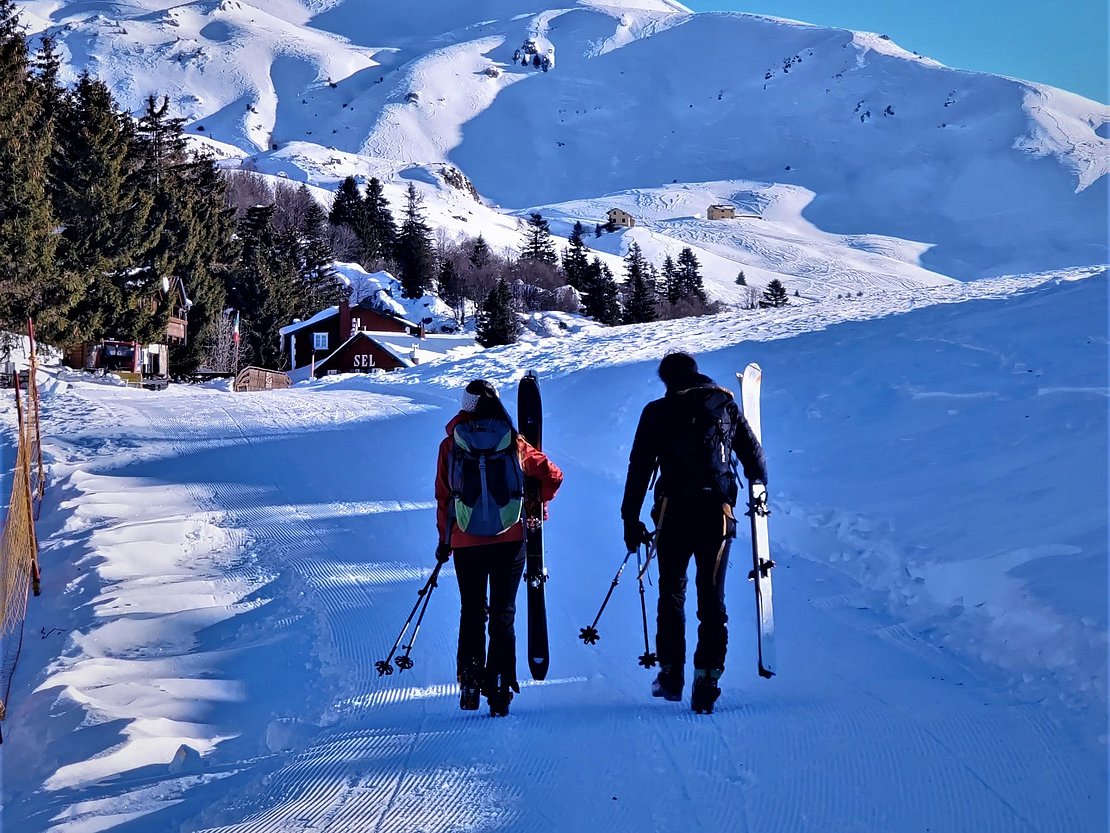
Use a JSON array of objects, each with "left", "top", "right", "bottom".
[{"left": 621, "top": 373, "right": 767, "bottom": 522}]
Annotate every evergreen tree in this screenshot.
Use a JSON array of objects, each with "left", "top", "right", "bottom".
[
  {"left": 469, "top": 234, "right": 492, "bottom": 271},
  {"left": 225, "top": 205, "right": 302, "bottom": 368},
  {"left": 31, "top": 34, "right": 64, "bottom": 127},
  {"left": 623, "top": 241, "right": 649, "bottom": 290},
  {"left": 134, "top": 94, "right": 233, "bottom": 353},
  {"left": 299, "top": 197, "right": 346, "bottom": 310},
  {"left": 437, "top": 257, "right": 464, "bottom": 322},
  {"left": 521, "top": 212, "right": 557, "bottom": 265},
  {"left": 135, "top": 95, "right": 187, "bottom": 192},
  {"left": 0, "top": 1, "right": 75, "bottom": 342},
  {"left": 761, "top": 278, "right": 789, "bottom": 308},
  {"left": 623, "top": 265, "right": 657, "bottom": 324},
  {"left": 55, "top": 74, "right": 154, "bottom": 342},
  {"left": 329, "top": 176, "right": 363, "bottom": 241},
  {"left": 561, "top": 221, "right": 590, "bottom": 290},
  {"left": 648, "top": 262, "right": 663, "bottom": 303},
  {"left": 676, "top": 247, "right": 706, "bottom": 302},
  {"left": 362, "top": 177, "right": 397, "bottom": 263},
  {"left": 166, "top": 153, "right": 236, "bottom": 374},
  {"left": 476, "top": 277, "right": 519, "bottom": 347},
  {"left": 396, "top": 182, "right": 434, "bottom": 298},
  {"left": 735, "top": 270, "right": 747, "bottom": 286},
  {"left": 581, "top": 257, "right": 621, "bottom": 325},
  {"left": 662, "top": 254, "right": 680, "bottom": 304}
]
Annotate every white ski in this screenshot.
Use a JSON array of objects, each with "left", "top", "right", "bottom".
[{"left": 740, "top": 363, "right": 776, "bottom": 679}]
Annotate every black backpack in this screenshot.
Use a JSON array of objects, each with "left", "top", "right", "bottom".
[
  {"left": 448, "top": 417, "right": 524, "bottom": 536},
  {"left": 663, "top": 385, "right": 740, "bottom": 505}
]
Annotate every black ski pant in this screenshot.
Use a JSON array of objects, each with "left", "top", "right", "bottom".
[
  {"left": 453, "top": 540, "right": 526, "bottom": 688},
  {"left": 653, "top": 501, "right": 735, "bottom": 677}
]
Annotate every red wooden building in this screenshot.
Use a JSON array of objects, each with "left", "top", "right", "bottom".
[
  {"left": 280, "top": 298, "right": 418, "bottom": 372},
  {"left": 310, "top": 331, "right": 411, "bottom": 374}
]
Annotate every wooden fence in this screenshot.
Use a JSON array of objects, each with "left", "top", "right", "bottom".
[{"left": 0, "top": 322, "right": 45, "bottom": 737}]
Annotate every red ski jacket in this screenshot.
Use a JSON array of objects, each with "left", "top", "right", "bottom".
[{"left": 436, "top": 411, "right": 563, "bottom": 550}]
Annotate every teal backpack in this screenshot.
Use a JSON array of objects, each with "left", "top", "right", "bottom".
[{"left": 449, "top": 418, "right": 524, "bottom": 536}]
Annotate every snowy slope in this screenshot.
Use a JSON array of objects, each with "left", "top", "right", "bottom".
[
  {"left": 21, "top": 0, "right": 1109, "bottom": 289},
  {"left": 0, "top": 270, "right": 1104, "bottom": 832}
]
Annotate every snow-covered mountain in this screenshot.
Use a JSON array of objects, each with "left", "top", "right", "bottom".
[{"left": 20, "top": 0, "right": 1109, "bottom": 294}]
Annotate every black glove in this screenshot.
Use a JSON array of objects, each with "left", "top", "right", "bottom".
[
  {"left": 623, "top": 519, "right": 652, "bottom": 553},
  {"left": 435, "top": 542, "right": 452, "bottom": 563}
]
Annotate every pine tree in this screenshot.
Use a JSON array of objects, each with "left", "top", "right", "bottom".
[
  {"left": 396, "top": 182, "right": 434, "bottom": 298},
  {"left": 226, "top": 205, "right": 302, "bottom": 368},
  {"left": 0, "top": 0, "right": 74, "bottom": 342},
  {"left": 437, "top": 257, "right": 464, "bottom": 322},
  {"left": 662, "top": 254, "right": 680, "bottom": 304},
  {"left": 521, "top": 212, "right": 557, "bottom": 265},
  {"left": 135, "top": 96, "right": 187, "bottom": 192},
  {"left": 624, "top": 241, "right": 649, "bottom": 290},
  {"left": 676, "top": 247, "right": 706, "bottom": 302},
  {"left": 166, "top": 153, "right": 236, "bottom": 374},
  {"left": 761, "top": 278, "right": 789, "bottom": 308},
  {"left": 562, "top": 221, "right": 590, "bottom": 290},
  {"left": 55, "top": 74, "right": 154, "bottom": 342},
  {"left": 300, "top": 197, "right": 346, "bottom": 310},
  {"left": 329, "top": 175, "right": 364, "bottom": 245},
  {"left": 476, "top": 278, "right": 519, "bottom": 347},
  {"left": 469, "top": 234, "right": 492, "bottom": 271},
  {"left": 30, "top": 33, "right": 64, "bottom": 127},
  {"left": 735, "top": 270, "right": 747, "bottom": 286},
  {"left": 623, "top": 251, "right": 658, "bottom": 325},
  {"left": 581, "top": 257, "right": 621, "bottom": 325},
  {"left": 134, "top": 94, "right": 229, "bottom": 351},
  {"left": 362, "top": 177, "right": 397, "bottom": 263}
]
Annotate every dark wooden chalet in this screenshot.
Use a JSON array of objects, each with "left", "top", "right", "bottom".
[{"left": 64, "top": 276, "right": 190, "bottom": 373}]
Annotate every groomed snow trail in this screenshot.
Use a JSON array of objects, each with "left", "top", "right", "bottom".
[{"left": 2, "top": 275, "right": 1105, "bottom": 832}]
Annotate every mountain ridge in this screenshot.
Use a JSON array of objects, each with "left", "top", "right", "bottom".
[{"left": 21, "top": 0, "right": 1108, "bottom": 284}]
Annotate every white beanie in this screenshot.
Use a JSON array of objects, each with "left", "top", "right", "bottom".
[{"left": 461, "top": 390, "right": 482, "bottom": 413}]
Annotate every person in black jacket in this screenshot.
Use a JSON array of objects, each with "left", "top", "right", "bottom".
[{"left": 621, "top": 352, "right": 767, "bottom": 713}]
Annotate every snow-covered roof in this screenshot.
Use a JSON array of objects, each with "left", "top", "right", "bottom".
[
  {"left": 367, "top": 331, "right": 477, "bottom": 358},
  {"left": 279, "top": 305, "right": 339, "bottom": 337}
]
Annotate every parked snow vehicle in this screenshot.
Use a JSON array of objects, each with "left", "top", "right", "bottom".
[{"left": 73, "top": 340, "right": 171, "bottom": 390}]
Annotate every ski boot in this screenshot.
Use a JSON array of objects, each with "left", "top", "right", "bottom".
[
  {"left": 486, "top": 677, "right": 520, "bottom": 717},
  {"left": 691, "top": 669, "right": 722, "bottom": 714},
  {"left": 458, "top": 666, "right": 482, "bottom": 711},
  {"left": 651, "top": 665, "right": 683, "bottom": 702}
]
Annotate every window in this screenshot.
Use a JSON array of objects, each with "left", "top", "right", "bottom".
[{"left": 313, "top": 332, "right": 328, "bottom": 351}]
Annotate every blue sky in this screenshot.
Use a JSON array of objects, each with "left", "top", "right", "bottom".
[{"left": 684, "top": 1, "right": 1108, "bottom": 102}]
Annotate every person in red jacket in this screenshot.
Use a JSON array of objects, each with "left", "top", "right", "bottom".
[{"left": 435, "top": 379, "right": 563, "bottom": 716}]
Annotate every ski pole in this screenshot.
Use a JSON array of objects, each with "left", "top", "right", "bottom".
[
  {"left": 376, "top": 561, "right": 444, "bottom": 676},
  {"left": 579, "top": 549, "right": 636, "bottom": 645},
  {"left": 636, "top": 547, "right": 657, "bottom": 668},
  {"left": 395, "top": 562, "right": 443, "bottom": 672}
]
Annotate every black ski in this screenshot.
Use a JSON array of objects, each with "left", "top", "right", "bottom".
[{"left": 518, "top": 371, "right": 549, "bottom": 680}]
